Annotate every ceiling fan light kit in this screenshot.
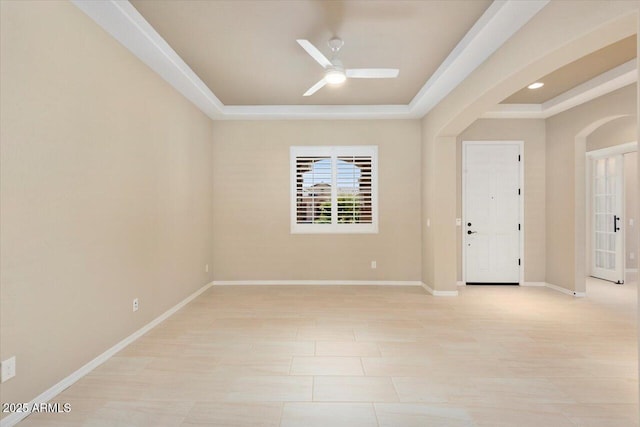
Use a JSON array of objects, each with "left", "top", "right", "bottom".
[
  {"left": 325, "top": 69, "right": 346, "bottom": 85},
  {"left": 296, "top": 37, "right": 399, "bottom": 96}
]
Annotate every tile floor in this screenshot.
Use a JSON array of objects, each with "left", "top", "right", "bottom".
[{"left": 18, "top": 276, "right": 639, "bottom": 426}]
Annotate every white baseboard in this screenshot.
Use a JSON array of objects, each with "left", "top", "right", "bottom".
[
  {"left": 0, "top": 281, "right": 214, "bottom": 427},
  {"left": 213, "top": 280, "right": 423, "bottom": 286},
  {"left": 421, "top": 282, "right": 459, "bottom": 297},
  {"left": 544, "top": 282, "right": 586, "bottom": 297},
  {"left": 521, "top": 281, "right": 546, "bottom": 287},
  {"left": 456, "top": 281, "right": 465, "bottom": 286}
]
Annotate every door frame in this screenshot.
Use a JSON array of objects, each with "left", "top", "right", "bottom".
[
  {"left": 462, "top": 140, "right": 525, "bottom": 284},
  {"left": 586, "top": 141, "right": 637, "bottom": 282}
]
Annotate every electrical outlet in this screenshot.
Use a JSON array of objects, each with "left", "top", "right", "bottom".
[
  {"left": 456, "top": 218, "right": 461, "bottom": 226},
  {"left": 132, "top": 298, "right": 139, "bottom": 312},
  {"left": 371, "top": 260, "right": 377, "bottom": 269},
  {"left": 205, "top": 264, "right": 209, "bottom": 273},
  {"left": 630, "top": 218, "right": 635, "bottom": 227},
  {"left": 1, "top": 356, "right": 16, "bottom": 383}
]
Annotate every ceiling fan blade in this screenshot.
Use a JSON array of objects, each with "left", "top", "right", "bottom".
[
  {"left": 346, "top": 68, "right": 399, "bottom": 78},
  {"left": 303, "top": 78, "right": 327, "bottom": 97},
  {"left": 296, "top": 39, "right": 332, "bottom": 69}
]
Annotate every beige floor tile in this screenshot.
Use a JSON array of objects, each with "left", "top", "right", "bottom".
[
  {"left": 181, "top": 402, "right": 282, "bottom": 426},
  {"left": 313, "top": 376, "right": 399, "bottom": 402},
  {"left": 251, "top": 341, "right": 316, "bottom": 357},
  {"left": 290, "top": 356, "right": 364, "bottom": 375},
  {"left": 392, "top": 376, "right": 451, "bottom": 403},
  {"left": 280, "top": 402, "right": 377, "bottom": 427},
  {"left": 315, "top": 341, "right": 380, "bottom": 357},
  {"left": 468, "top": 406, "right": 576, "bottom": 427},
  {"left": 361, "top": 356, "right": 432, "bottom": 376},
  {"left": 85, "top": 400, "right": 192, "bottom": 427},
  {"left": 549, "top": 377, "right": 639, "bottom": 404},
  {"left": 141, "top": 372, "right": 234, "bottom": 401},
  {"left": 375, "top": 403, "right": 474, "bottom": 427},
  {"left": 29, "top": 281, "right": 639, "bottom": 426},
  {"left": 224, "top": 376, "right": 313, "bottom": 402},
  {"left": 297, "top": 327, "right": 356, "bottom": 341},
  {"left": 377, "top": 341, "right": 439, "bottom": 358},
  {"left": 450, "top": 377, "right": 576, "bottom": 406},
  {"left": 566, "top": 417, "right": 639, "bottom": 427}
]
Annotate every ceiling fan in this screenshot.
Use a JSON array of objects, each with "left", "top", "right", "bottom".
[{"left": 296, "top": 37, "right": 399, "bottom": 96}]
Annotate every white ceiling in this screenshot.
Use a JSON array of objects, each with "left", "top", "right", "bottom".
[{"left": 72, "top": 0, "right": 637, "bottom": 120}]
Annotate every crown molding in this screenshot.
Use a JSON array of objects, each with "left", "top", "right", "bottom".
[
  {"left": 72, "top": 0, "right": 549, "bottom": 120},
  {"left": 482, "top": 60, "right": 638, "bottom": 119}
]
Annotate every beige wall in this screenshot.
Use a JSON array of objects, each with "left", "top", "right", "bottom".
[
  {"left": 457, "top": 119, "right": 546, "bottom": 283},
  {"left": 211, "top": 120, "right": 422, "bottom": 281},
  {"left": 587, "top": 116, "right": 637, "bottom": 151},
  {"left": 0, "top": 0, "right": 214, "bottom": 410},
  {"left": 546, "top": 84, "right": 636, "bottom": 292}
]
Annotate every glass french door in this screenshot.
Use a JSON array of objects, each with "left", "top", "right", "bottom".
[{"left": 592, "top": 155, "right": 624, "bottom": 284}]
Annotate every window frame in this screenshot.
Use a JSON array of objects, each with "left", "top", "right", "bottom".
[{"left": 290, "top": 145, "right": 378, "bottom": 234}]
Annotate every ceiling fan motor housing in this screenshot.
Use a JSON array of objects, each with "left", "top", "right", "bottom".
[{"left": 328, "top": 37, "right": 344, "bottom": 53}]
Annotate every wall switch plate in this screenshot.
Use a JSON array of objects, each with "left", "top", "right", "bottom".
[
  {"left": 631, "top": 252, "right": 636, "bottom": 260},
  {"left": 630, "top": 218, "right": 635, "bottom": 227},
  {"left": 371, "top": 261, "right": 377, "bottom": 269},
  {"left": 456, "top": 218, "right": 462, "bottom": 226},
  {"left": 132, "top": 298, "right": 139, "bottom": 312},
  {"left": 205, "top": 264, "right": 209, "bottom": 273},
  {"left": 1, "top": 356, "right": 16, "bottom": 383},
  {"left": 427, "top": 218, "right": 431, "bottom": 227}
]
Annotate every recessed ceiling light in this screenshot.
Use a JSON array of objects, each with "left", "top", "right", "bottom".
[{"left": 527, "top": 82, "right": 544, "bottom": 90}]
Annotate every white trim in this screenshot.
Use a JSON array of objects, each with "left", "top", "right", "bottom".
[
  {"left": 482, "top": 60, "right": 638, "bottom": 119},
  {"left": 0, "top": 281, "right": 214, "bottom": 427},
  {"left": 456, "top": 281, "right": 465, "bottom": 286},
  {"left": 545, "top": 282, "right": 586, "bottom": 297},
  {"left": 421, "top": 282, "right": 459, "bottom": 297},
  {"left": 213, "top": 280, "right": 422, "bottom": 286},
  {"left": 587, "top": 141, "right": 638, "bottom": 157},
  {"left": 71, "top": 0, "right": 548, "bottom": 120},
  {"left": 409, "top": 0, "right": 549, "bottom": 117},
  {"left": 462, "top": 141, "right": 524, "bottom": 284},
  {"left": 221, "top": 104, "right": 412, "bottom": 121},
  {"left": 70, "top": 0, "right": 225, "bottom": 120},
  {"left": 521, "top": 281, "right": 546, "bottom": 286}
]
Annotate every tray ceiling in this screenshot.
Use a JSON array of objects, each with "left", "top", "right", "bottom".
[{"left": 130, "top": 0, "right": 492, "bottom": 106}]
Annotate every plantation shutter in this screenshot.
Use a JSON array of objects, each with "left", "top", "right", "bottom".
[
  {"left": 336, "top": 155, "right": 373, "bottom": 224},
  {"left": 290, "top": 146, "right": 378, "bottom": 234}
]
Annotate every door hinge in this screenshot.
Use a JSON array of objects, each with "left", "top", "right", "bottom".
[
  {"left": 518, "top": 188, "right": 521, "bottom": 195},
  {"left": 518, "top": 258, "right": 521, "bottom": 266},
  {"left": 518, "top": 154, "right": 521, "bottom": 162},
  {"left": 518, "top": 223, "right": 521, "bottom": 231}
]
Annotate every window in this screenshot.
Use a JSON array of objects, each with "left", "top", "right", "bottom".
[{"left": 290, "top": 146, "right": 378, "bottom": 233}]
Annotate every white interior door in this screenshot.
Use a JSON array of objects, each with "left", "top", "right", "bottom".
[
  {"left": 464, "top": 143, "right": 521, "bottom": 283},
  {"left": 592, "top": 154, "right": 624, "bottom": 284}
]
